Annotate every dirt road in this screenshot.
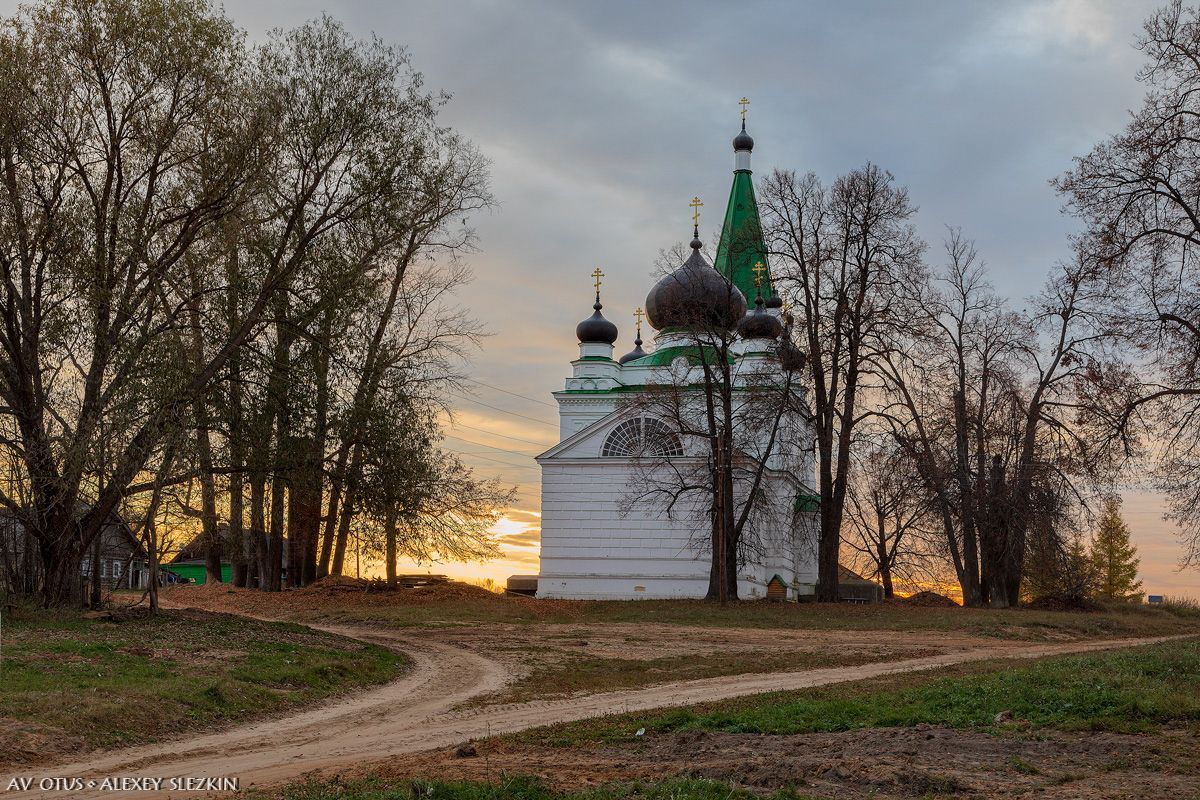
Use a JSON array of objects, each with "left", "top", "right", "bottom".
[{"left": 0, "top": 622, "right": 1183, "bottom": 799}]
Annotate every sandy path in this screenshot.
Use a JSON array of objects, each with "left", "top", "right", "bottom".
[{"left": 0, "top": 622, "right": 1183, "bottom": 800}]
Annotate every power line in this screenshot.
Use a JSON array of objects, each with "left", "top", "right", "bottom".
[
  {"left": 444, "top": 434, "right": 541, "bottom": 460},
  {"left": 449, "top": 422, "right": 555, "bottom": 448},
  {"left": 462, "top": 377, "right": 558, "bottom": 409},
  {"left": 449, "top": 392, "right": 558, "bottom": 428},
  {"left": 448, "top": 449, "right": 540, "bottom": 471}
]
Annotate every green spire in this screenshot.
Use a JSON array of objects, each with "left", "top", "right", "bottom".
[{"left": 714, "top": 118, "right": 772, "bottom": 301}]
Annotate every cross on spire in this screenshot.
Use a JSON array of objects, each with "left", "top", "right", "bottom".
[
  {"left": 689, "top": 196, "right": 703, "bottom": 228},
  {"left": 633, "top": 307, "right": 644, "bottom": 329},
  {"left": 752, "top": 261, "right": 766, "bottom": 288},
  {"left": 739, "top": 97, "right": 750, "bottom": 122},
  {"left": 591, "top": 267, "right": 605, "bottom": 302}
]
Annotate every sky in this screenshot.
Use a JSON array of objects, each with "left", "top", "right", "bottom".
[{"left": 3, "top": 0, "right": 1195, "bottom": 598}]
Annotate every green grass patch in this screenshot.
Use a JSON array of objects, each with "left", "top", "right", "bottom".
[
  {"left": 476, "top": 647, "right": 934, "bottom": 705},
  {"left": 270, "top": 775, "right": 822, "bottom": 800},
  {"left": 518, "top": 637, "right": 1200, "bottom": 745},
  {"left": 0, "top": 607, "right": 406, "bottom": 758}
]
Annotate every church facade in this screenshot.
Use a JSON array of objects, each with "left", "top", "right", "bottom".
[{"left": 535, "top": 115, "right": 820, "bottom": 600}]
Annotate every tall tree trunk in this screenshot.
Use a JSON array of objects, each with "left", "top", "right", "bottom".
[
  {"left": 384, "top": 505, "right": 398, "bottom": 588},
  {"left": 954, "top": 388, "right": 983, "bottom": 607},
  {"left": 331, "top": 443, "right": 364, "bottom": 575},
  {"left": 250, "top": 471, "right": 268, "bottom": 589},
  {"left": 286, "top": 476, "right": 301, "bottom": 588},
  {"left": 816, "top": 436, "right": 840, "bottom": 602},
  {"left": 720, "top": 378, "right": 738, "bottom": 601},
  {"left": 194, "top": 400, "right": 223, "bottom": 586},
  {"left": 226, "top": 368, "right": 247, "bottom": 588},
  {"left": 265, "top": 290, "right": 293, "bottom": 592},
  {"left": 876, "top": 511, "right": 895, "bottom": 599},
  {"left": 89, "top": 535, "right": 102, "bottom": 609},
  {"left": 317, "top": 442, "right": 350, "bottom": 578},
  {"left": 226, "top": 242, "right": 248, "bottom": 588},
  {"left": 269, "top": 465, "right": 286, "bottom": 592},
  {"left": 147, "top": 518, "right": 160, "bottom": 614},
  {"left": 296, "top": 309, "right": 333, "bottom": 586},
  {"left": 229, "top": 468, "right": 246, "bottom": 587}
]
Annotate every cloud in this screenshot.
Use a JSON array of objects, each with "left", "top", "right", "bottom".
[{"left": 1003, "top": 0, "right": 1116, "bottom": 53}]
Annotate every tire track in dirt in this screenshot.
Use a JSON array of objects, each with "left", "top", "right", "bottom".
[{"left": 1, "top": 617, "right": 1186, "bottom": 799}]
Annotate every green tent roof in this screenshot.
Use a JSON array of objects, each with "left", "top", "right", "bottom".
[{"left": 713, "top": 158, "right": 772, "bottom": 301}]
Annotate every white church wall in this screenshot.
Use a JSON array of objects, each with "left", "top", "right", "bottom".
[
  {"left": 538, "top": 456, "right": 818, "bottom": 600},
  {"left": 539, "top": 459, "right": 717, "bottom": 599}
]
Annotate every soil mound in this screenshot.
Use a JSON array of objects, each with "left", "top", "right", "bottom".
[
  {"left": 305, "top": 575, "right": 375, "bottom": 592},
  {"left": 899, "top": 591, "right": 960, "bottom": 608},
  {"left": 0, "top": 717, "right": 86, "bottom": 769},
  {"left": 159, "top": 577, "right": 503, "bottom": 616}
]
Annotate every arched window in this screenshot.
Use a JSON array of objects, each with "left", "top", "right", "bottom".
[{"left": 601, "top": 417, "right": 684, "bottom": 457}]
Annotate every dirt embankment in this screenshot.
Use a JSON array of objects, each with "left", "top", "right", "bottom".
[
  {"left": 159, "top": 577, "right": 503, "bottom": 612},
  {"left": 365, "top": 725, "right": 1200, "bottom": 800}
]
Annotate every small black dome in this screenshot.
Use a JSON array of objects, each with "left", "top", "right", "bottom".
[
  {"left": 645, "top": 238, "right": 747, "bottom": 331},
  {"left": 733, "top": 123, "right": 754, "bottom": 152},
  {"left": 576, "top": 302, "right": 618, "bottom": 344},
  {"left": 764, "top": 294, "right": 783, "bottom": 309},
  {"left": 619, "top": 321, "right": 646, "bottom": 364},
  {"left": 738, "top": 297, "right": 784, "bottom": 340},
  {"left": 618, "top": 341, "right": 647, "bottom": 364}
]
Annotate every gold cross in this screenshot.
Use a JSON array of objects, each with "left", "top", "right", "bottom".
[
  {"left": 689, "top": 196, "right": 703, "bottom": 227},
  {"left": 752, "top": 261, "right": 766, "bottom": 288},
  {"left": 634, "top": 307, "right": 644, "bottom": 328},
  {"left": 739, "top": 97, "right": 750, "bottom": 121},
  {"left": 591, "top": 268, "right": 605, "bottom": 293}
]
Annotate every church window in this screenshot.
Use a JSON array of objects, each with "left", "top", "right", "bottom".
[{"left": 601, "top": 417, "right": 683, "bottom": 457}]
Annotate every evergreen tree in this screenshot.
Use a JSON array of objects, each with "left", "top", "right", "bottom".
[{"left": 1090, "top": 497, "right": 1144, "bottom": 602}]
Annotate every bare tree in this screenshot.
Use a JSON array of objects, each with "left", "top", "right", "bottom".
[
  {"left": 1055, "top": 0, "right": 1200, "bottom": 567},
  {"left": 842, "top": 440, "right": 939, "bottom": 598},
  {"left": 760, "top": 164, "right": 924, "bottom": 602},
  {"left": 877, "top": 230, "right": 1121, "bottom": 606}
]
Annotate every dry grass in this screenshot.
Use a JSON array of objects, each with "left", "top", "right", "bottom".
[
  {"left": 0, "top": 605, "right": 406, "bottom": 768},
  {"left": 159, "top": 582, "right": 1200, "bottom": 641}
]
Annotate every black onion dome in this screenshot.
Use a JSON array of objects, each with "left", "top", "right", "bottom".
[
  {"left": 576, "top": 301, "right": 618, "bottom": 344},
  {"left": 733, "top": 122, "right": 754, "bottom": 152},
  {"left": 645, "top": 237, "right": 748, "bottom": 331},
  {"left": 764, "top": 294, "right": 784, "bottom": 309},
  {"left": 618, "top": 340, "right": 646, "bottom": 364},
  {"left": 738, "top": 296, "right": 784, "bottom": 340}
]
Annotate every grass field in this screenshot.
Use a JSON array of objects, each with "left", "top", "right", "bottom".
[
  {"left": 475, "top": 646, "right": 937, "bottom": 705},
  {"left": 164, "top": 583, "right": 1200, "bottom": 641},
  {"left": 517, "top": 636, "right": 1200, "bottom": 746},
  {"left": 0, "top": 606, "right": 406, "bottom": 765}
]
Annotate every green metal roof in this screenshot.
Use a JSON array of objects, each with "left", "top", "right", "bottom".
[
  {"left": 625, "top": 344, "right": 734, "bottom": 367},
  {"left": 714, "top": 168, "right": 772, "bottom": 301}
]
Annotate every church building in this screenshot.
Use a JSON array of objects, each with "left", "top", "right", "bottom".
[{"left": 535, "top": 109, "right": 820, "bottom": 600}]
